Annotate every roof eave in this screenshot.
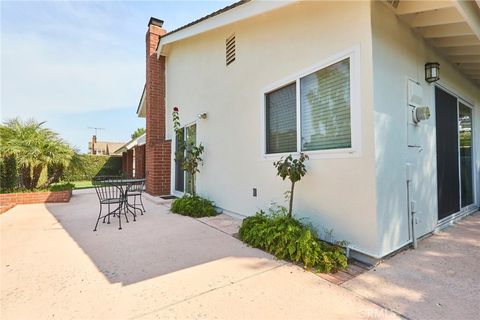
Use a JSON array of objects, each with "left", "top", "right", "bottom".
[
  {"left": 157, "top": 0, "right": 298, "bottom": 57},
  {"left": 136, "top": 85, "right": 146, "bottom": 118}
]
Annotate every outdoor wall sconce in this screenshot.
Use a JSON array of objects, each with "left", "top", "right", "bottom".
[
  {"left": 425, "top": 62, "right": 440, "bottom": 83},
  {"left": 197, "top": 113, "right": 207, "bottom": 119}
]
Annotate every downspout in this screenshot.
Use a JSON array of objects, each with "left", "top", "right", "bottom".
[{"left": 406, "top": 163, "right": 417, "bottom": 249}]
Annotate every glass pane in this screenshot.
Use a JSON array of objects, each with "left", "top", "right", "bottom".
[
  {"left": 265, "top": 83, "right": 297, "bottom": 154},
  {"left": 185, "top": 124, "right": 197, "bottom": 195},
  {"left": 300, "top": 58, "right": 351, "bottom": 151},
  {"left": 175, "top": 128, "right": 185, "bottom": 192},
  {"left": 459, "top": 103, "right": 473, "bottom": 207}
]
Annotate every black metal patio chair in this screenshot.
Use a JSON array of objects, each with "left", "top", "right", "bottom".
[
  {"left": 126, "top": 179, "right": 146, "bottom": 215},
  {"left": 92, "top": 178, "right": 129, "bottom": 231}
]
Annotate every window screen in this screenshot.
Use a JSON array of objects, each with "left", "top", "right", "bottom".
[
  {"left": 265, "top": 83, "right": 297, "bottom": 154},
  {"left": 300, "top": 58, "right": 351, "bottom": 151}
]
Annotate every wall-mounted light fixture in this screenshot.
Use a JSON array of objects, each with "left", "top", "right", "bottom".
[
  {"left": 425, "top": 62, "right": 440, "bottom": 83},
  {"left": 197, "top": 113, "right": 207, "bottom": 119}
]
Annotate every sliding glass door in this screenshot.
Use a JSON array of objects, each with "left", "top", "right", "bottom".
[
  {"left": 435, "top": 86, "right": 475, "bottom": 220},
  {"left": 459, "top": 103, "right": 474, "bottom": 207}
]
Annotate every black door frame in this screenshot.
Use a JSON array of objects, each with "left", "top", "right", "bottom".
[{"left": 435, "top": 84, "right": 476, "bottom": 222}]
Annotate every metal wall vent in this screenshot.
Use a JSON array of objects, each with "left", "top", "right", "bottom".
[
  {"left": 226, "top": 34, "right": 236, "bottom": 66},
  {"left": 386, "top": 0, "right": 400, "bottom": 9}
]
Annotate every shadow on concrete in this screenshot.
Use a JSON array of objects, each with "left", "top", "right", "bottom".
[{"left": 45, "top": 192, "right": 275, "bottom": 286}]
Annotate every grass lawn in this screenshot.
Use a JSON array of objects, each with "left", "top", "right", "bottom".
[{"left": 71, "top": 180, "right": 93, "bottom": 189}]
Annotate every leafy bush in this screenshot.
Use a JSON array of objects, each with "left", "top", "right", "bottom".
[
  {"left": 48, "top": 182, "right": 74, "bottom": 192},
  {"left": 61, "top": 154, "right": 122, "bottom": 181},
  {"left": 1, "top": 182, "right": 74, "bottom": 193},
  {"left": 0, "top": 155, "right": 17, "bottom": 192},
  {"left": 239, "top": 207, "right": 348, "bottom": 273},
  {"left": 171, "top": 195, "right": 216, "bottom": 218}
]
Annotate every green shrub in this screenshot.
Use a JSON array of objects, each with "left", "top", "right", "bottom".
[
  {"left": 239, "top": 207, "right": 348, "bottom": 273},
  {"left": 171, "top": 195, "right": 216, "bottom": 218},
  {"left": 48, "top": 182, "right": 74, "bottom": 192},
  {"left": 0, "top": 155, "right": 17, "bottom": 192},
  {"left": 1, "top": 182, "right": 74, "bottom": 193},
  {"left": 61, "top": 154, "right": 122, "bottom": 181}
]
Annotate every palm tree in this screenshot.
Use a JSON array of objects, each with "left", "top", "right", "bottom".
[{"left": 0, "top": 118, "right": 75, "bottom": 190}]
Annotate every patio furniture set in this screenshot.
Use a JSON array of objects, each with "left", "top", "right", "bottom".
[{"left": 92, "top": 177, "right": 146, "bottom": 231}]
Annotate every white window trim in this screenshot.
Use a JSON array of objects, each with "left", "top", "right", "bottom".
[{"left": 260, "top": 45, "right": 362, "bottom": 160}]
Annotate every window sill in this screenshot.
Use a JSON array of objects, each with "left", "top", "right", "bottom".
[{"left": 262, "top": 148, "right": 361, "bottom": 160}]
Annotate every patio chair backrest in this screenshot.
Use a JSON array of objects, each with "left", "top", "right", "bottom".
[
  {"left": 128, "top": 180, "right": 145, "bottom": 193},
  {"left": 93, "top": 178, "right": 124, "bottom": 202}
]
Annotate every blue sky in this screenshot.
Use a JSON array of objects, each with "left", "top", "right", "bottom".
[{"left": 1, "top": 0, "right": 233, "bottom": 153}]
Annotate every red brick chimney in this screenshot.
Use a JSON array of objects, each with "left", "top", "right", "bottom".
[
  {"left": 145, "top": 17, "right": 171, "bottom": 196},
  {"left": 91, "top": 135, "right": 97, "bottom": 155}
]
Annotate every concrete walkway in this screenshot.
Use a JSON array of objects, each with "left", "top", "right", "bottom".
[
  {"left": 343, "top": 212, "right": 480, "bottom": 320},
  {"left": 1, "top": 192, "right": 399, "bottom": 319}
]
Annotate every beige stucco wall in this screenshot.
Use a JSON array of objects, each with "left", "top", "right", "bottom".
[
  {"left": 164, "top": 1, "right": 379, "bottom": 256},
  {"left": 371, "top": 2, "right": 480, "bottom": 256}
]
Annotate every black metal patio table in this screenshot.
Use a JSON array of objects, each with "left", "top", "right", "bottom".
[{"left": 105, "top": 178, "right": 145, "bottom": 219}]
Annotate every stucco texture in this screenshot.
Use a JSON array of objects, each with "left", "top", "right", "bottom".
[{"left": 164, "top": 1, "right": 378, "bottom": 256}]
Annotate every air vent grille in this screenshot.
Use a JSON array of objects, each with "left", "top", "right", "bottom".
[{"left": 226, "top": 34, "right": 235, "bottom": 66}]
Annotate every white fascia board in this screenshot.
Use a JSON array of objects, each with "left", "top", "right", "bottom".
[
  {"left": 125, "top": 133, "right": 146, "bottom": 150},
  {"left": 137, "top": 133, "right": 146, "bottom": 146},
  {"left": 157, "top": 0, "right": 298, "bottom": 56},
  {"left": 453, "top": 0, "right": 480, "bottom": 39},
  {"left": 136, "top": 86, "right": 146, "bottom": 118}
]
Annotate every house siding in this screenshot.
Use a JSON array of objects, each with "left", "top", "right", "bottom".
[
  {"left": 164, "top": 1, "right": 379, "bottom": 256},
  {"left": 371, "top": 1, "right": 480, "bottom": 256}
]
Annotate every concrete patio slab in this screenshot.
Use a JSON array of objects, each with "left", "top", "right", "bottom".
[
  {"left": 197, "top": 213, "right": 242, "bottom": 236},
  {"left": 343, "top": 211, "right": 480, "bottom": 320},
  {"left": 1, "top": 192, "right": 399, "bottom": 319},
  {"left": 137, "top": 263, "right": 399, "bottom": 320}
]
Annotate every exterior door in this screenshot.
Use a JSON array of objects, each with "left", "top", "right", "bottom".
[
  {"left": 174, "top": 128, "right": 185, "bottom": 192},
  {"left": 435, "top": 87, "right": 460, "bottom": 220},
  {"left": 174, "top": 123, "right": 197, "bottom": 194}
]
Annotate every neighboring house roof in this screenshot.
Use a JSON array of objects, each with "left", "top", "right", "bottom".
[
  {"left": 114, "top": 133, "right": 146, "bottom": 154},
  {"left": 91, "top": 141, "right": 125, "bottom": 155}
]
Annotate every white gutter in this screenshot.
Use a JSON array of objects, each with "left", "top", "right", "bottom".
[
  {"left": 157, "top": 0, "right": 298, "bottom": 57},
  {"left": 114, "top": 133, "right": 146, "bottom": 154},
  {"left": 136, "top": 86, "right": 146, "bottom": 118}
]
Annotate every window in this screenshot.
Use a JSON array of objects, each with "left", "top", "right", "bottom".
[
  {"left": 301, "top": 59, "right": 351, "bottom": 151},
  {"left": 264, "top": 51, "right": 358, "bottom": 157},
  {"left": 265, "top": 83, "right": 297, "bottom": 154}
]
